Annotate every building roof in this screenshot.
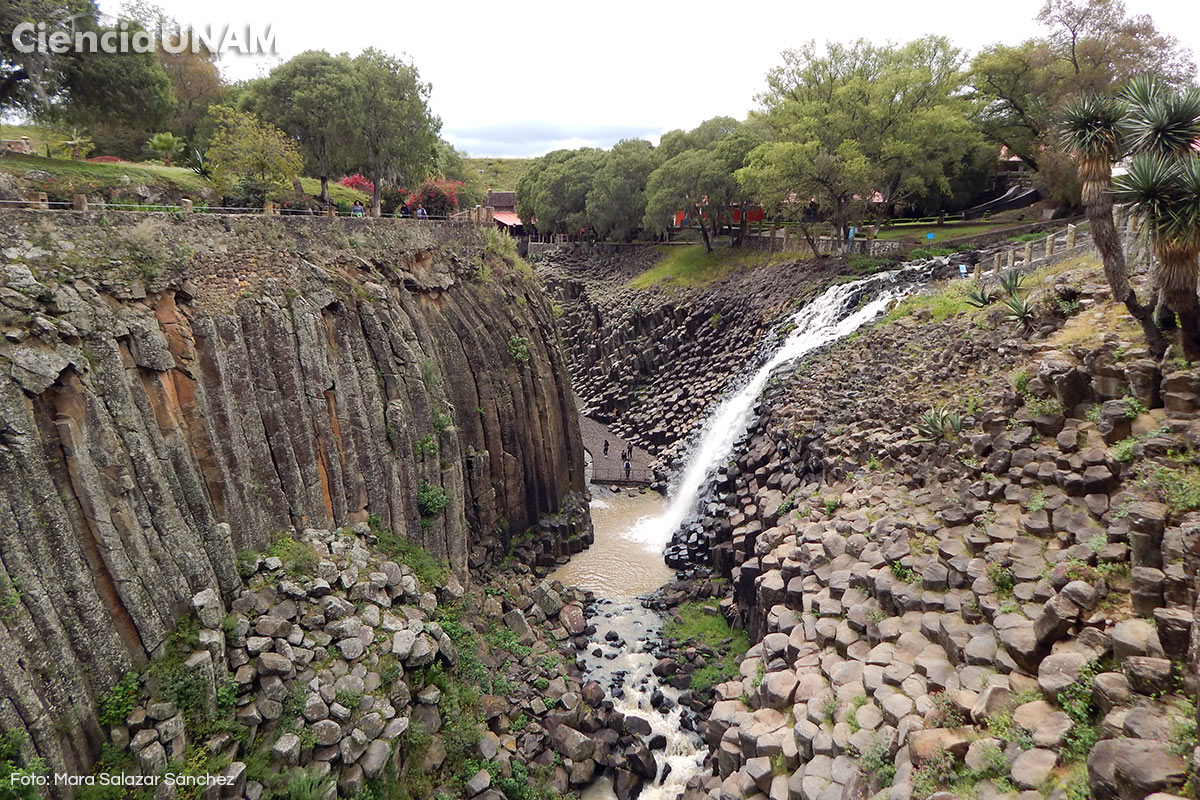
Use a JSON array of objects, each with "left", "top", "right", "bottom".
[
  {"left": 487, "top": 191, "right": 516, "bottom": 208},
  {"left": 493, "top": 211, "right": 522, "bottom": 227}
]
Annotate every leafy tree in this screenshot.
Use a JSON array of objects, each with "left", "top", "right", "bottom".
[
  {"left": 52, "top": 127, "right": 94, "bottom": 160},
  {"left": 432, "top": 140, "right": 485, "bottom": 208},
  {"left": 1, "top": 0, "right": 96, "bottom": 114},
  {"left": 737, "top": 139, "right": 871, "bottom": 256},
  {"left": 585, "top": 139, "right": 661, "bottom": 241},
  {"left": 516, "top": 148, "right": 605, "bottom": 234},
  {"left": 643, "top": 148, "right": 737, "bottom": 252},
  {"left": 204, "top": 107, "right": 303, "bottom": 200},
  {"left": 252, "top": 50, "right": 360, "bottom": 205},
  {"left": 658, "top": 116, "right": 742, "bottom": 161},
  {"left": 351, "top": 48, "right": 440, "bottom": 215},
  {"left": 972, "top": 0, "right": 1194, "bottom": 193},
  {"left": 754, "top": 37, "right": 985, "bottom": 232},
  {"left": 147, "top": 131, "right": 184, "bottom": 164}
]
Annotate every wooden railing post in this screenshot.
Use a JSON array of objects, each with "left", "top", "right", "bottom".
[
  {"left": 181, "top": 199, "right": 193, "bottom": 213},
  {"left": 1066, "top": 224, "right": 1077, "bottom": 249},
  {"left": 73, "top": 194, "right": 87, "bottom": 211},
  {"left": 1045, "top": 234, "right": 1055, "bottom": 258},
  {"left": 1023, "top": 241, "right": 1034, "bottom": 264}
]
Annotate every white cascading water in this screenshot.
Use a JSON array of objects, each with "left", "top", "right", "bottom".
[
  {"left": 560, "top": 266, "right": 921, "bottom": 800},
  {"left": 626, "top": 270, "right": 913, "bottom": 551}
]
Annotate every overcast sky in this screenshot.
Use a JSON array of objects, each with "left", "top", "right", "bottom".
[{"left": 102, "top": 0, "right": 1200, "bottom": 158}]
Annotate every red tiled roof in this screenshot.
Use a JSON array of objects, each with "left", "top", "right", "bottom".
[{"left": 494, "top": 211, "right": 522, "bottom": 226}]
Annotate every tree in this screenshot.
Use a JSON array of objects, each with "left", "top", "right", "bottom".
[
  {"left": 1, "top": 0, "right": 97, "bottom": 114},
  {"left": 408, "top": 178, "right": 462, "bottom": 218},
  {"left": 736, "top": 139, "right": 872, "bottom": 256},
  {"left": 972, "top": 0, "right": 1194, "bottom": 191},
  {"left": 432, "top": 140, "right": 485, "bottom": 208},
  {"left": 204, "top": 107, "right": 303, "bottom": 201},
  {"left": 1112, "top": 79, "right": 1200, "bottom": 360},
  {"left": 516, "top": 148, "right": 605, "bottom": 235},
  {"left": 755, "top": 37, "right": 985, "bottom": 233},
  {"left": 252, "top": 51, "right": 360, "bottom": 205},
  {"left": 1059, "top": 92, "right": 1166, "bottom": 356},
  {"left": 585, "top": 139, "right": 660, "bottom": 241},
  {"left": 643, "top": 149, "right": 737, "bottom": 252},
  {"left": 351, "top": 49, "right": 440, "bottom": 215},
  {"left": 147, "top": 131, "right": 184, "bottom": 165}
]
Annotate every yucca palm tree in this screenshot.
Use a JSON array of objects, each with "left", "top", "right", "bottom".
[
  {"left": 1060, "top": 92, "right": 1166, "bottom": 357},
  {"left": 1115, "top": 78, "right": 1200, "bottom": 361},
  {"left": 1114, "top": 153, "right": 1200, "bottom": 360}
]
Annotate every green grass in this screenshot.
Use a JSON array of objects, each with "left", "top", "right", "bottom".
[
  {"left": 872, "top": 221, "right": 1015, "bottom": 243},
  {"left": 298, "top": 177, "right": 367, "bottom": 206},
  {"left": 629, "top": 244, "right": 811, "bottom": 289},
  {"left": 882, "top": 280, "right": 978, "bottom": 324},
  {"left": 663, "top": 600, "right": 750, "bottom": 693},
  {"left": 0, "top": 123, "right": 60, "bottom": 153},
  {"left": 0, "top": 152, "right": 210, "bottom": 198},
  {"left": 463, "top": 157, "right": 532, "bottom": 191}
]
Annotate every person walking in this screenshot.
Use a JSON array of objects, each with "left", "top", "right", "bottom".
[
  {"left": 603, "top": 440, "right": 610, "bottom": 457},
  {"left": 624, "top": 459, "right": 632, "bottom": 480},
  {"left": 417, "top": 205, "right": 428, "bottom": 220}
]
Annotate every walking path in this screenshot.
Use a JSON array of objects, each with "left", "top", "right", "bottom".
[{"left": 578, "top": 416, "right": 654, "bottom": 486}]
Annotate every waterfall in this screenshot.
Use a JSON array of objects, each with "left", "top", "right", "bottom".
[{"left": 626, "top": 268, "right": 918, "bottom": 552}]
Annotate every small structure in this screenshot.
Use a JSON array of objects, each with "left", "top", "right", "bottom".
[
  {"left": 487, "top": 192, "right": 524, "bottom": 234},
  {"left": 0, "top": 137, "right": 33, "bottom": 155}
]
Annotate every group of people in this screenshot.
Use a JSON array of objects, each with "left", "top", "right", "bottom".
[
  {"left": 349, "top": 200, "right": 428, "bottom": 219},
  {"left": 602, "top": 439, "right": 633, "bottom": 479}
]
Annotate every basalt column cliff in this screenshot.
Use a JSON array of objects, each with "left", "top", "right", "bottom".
[{"left": 0, "top": 212, "right": 588, "bottom": 777}]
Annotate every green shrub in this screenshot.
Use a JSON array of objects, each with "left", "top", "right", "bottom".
[
  {"left": 417, "top": 480, "right": 450, "bottom": 518},
  {"left": 915, "top": 405, "right": 963, "bottom": 441},
  {"left": 97, "top": 672, "right": 141, "bottom": 726},
  {"left": 414, "top": 435, "right": 437, "bottom": 460},
  {"left": 371, "top": 523, "right": 448, "bottom": 588},
  {"left": 507, "top": 335, "right": 531, "bottom": 365},
  {"left": 432, "top": 409, "right": 452, "bottom": 432},
  {"left": 267, "top": 535, "right": 317, "bottom": 577},
  {"left": 1141, "top": 464, "right": 1200, "bottom": 512},
  {"left": 855, "top": 737, "right": 896, "bottom": 790},
  {"left": 987, "top": 562, "right": 1016, "bottom": 597}
]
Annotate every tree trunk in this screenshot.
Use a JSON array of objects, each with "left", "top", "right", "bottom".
[
  {"left": 372, "top": 182, "right": 381, "bottom": 218},
  {"left": 699, "top": 217, "right": 712, "bottom": 253},
  {"left": 1156, "top": 243, "right": 1200, "bottom": 361},
  {"left": 798, "top": 223, "right": 820, "bottom": 259},
  {"left": 320, "top": 176, "right": 330, "bottom": 205},
  {"left": 1079, "top": 155, "right": 1167, "bottom": 358}
]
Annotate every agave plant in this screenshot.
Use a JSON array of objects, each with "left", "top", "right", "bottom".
[
  {"left": 1059, "top": 91, "right": 1165, "bottom": 357},
  {"left": 1113, "top": 78, "right": 1200, "bottom": 361},
  {"left": 965, "top": 282, "right": 994, "bottom": 308},
  {"left": 915, "top": 405, "right": 963, "bottom": 442},
  {"left": 1001, "top": 293, "right": 1036, "bottom": 333},
  {"left": 998, "top": 270, "right": 1026, "bottom": 299},
  {"left": 185, "top": 147, "right": 211, "bottom": 178}
]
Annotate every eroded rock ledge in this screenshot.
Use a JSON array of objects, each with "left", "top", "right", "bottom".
[{"left": 0, "top": 212, "right": 588, "bottom": 779}]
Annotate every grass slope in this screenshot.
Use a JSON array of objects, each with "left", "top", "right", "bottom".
[
  {"left": 629, "top": 244, "right": 818, "bottom": 289},
  {"left": 0, "top": 152, "right": 210, "bottom": 196},
  {"left": 463, "top": 157, "right": 532, "bottom": 191}
]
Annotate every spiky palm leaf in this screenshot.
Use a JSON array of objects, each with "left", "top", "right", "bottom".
[
  {"left": 1059, "top": 92, "right": 1126, "bottom": 162},
  {"left": 965, "top": 282, "right": 994, "bottom": 308},
  {"left": 1122, "top": 77, "right": 1200, "bottom": 158},
  {"left": 1001, "top": 293, "right": 1036, "bottom": 333},
  {"left": 1114, "top": 152, "right": 1200, "bottom": 246},
  {"left": 999, "top": 270, "right": 1026, "bottom": 298}
]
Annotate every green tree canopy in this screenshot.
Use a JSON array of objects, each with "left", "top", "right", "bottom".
[
  {"left": 251, "top": 50, "right": 360, "bottom": 204},
  {"left": 204, "top": 106, "right": 303, "bottom": 201},
  {"left": 643, "top": 148, "right": 738, "bottom": 252},
  {"left": 971, "top": 0, "right": 1194, "bottom": 177},
  {"left": 516, "top": 148, "right": 606, "bottom": 234},
  {"left": 351, "top": 48, "right": 440, "bottom": 214},
  {"left": 755, "top": 36, "right": 987, "bottom": 227},
  {"left": 585, "top": 139, "right": 662, "bottom": 241}
]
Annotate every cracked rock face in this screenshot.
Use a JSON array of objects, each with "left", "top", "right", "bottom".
[{"left": 0, "top": 212, "right": 589, "bottom": 780}]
